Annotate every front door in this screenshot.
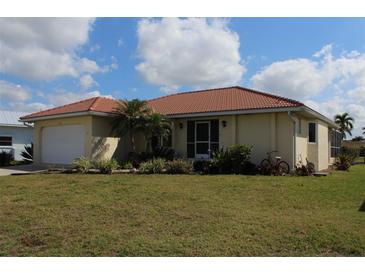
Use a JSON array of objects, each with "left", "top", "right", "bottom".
[{"left": 195, "top": 121, "right": 210, "bottom": 159}]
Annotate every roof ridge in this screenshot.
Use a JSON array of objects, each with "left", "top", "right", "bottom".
[
  {"left": 22, "top": 96, "right": 99, "bottom": 118},
  {"left": 147, "top": 85, "right": 240, "bottom": 102},
  {"left": 148, "top": 85, "right": 304, "bottom": 106},
  {"left": 235, "top": 86, "right": 304, "bottom": 106},
  {"left": 89, "top": 96, "right": 119, "bottom": 111}
]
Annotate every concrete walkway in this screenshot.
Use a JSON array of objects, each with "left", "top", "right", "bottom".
[{"left": 0, "top": 165, "right": 48, "bottom": 176}]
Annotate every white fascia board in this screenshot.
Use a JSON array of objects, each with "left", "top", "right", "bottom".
[
  {"left": 0, "top": 123, "right": 30, "bottom": 128},
  {"left": 167, "top": 106, "right": 337, "bottom": 128},
  {"left": 166, "top": 107, "right": 302, "bottom": 119},
  {"left": 300, "top": 106, "right": 337, "bottom": 128},
  {"left": 20, "top": 111, "right": 114, "bottom": 122}
]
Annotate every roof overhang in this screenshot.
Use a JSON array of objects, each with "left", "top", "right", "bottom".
[
  {"left": 20, "top": 104, "right": 337, "bottom": 128},
  {"left": 166, "top": 107, "right": 303, "bottom": 118},
  {"left": 0, "top": 123, "right": 33, "bottom": 128},
  {"left": 299, "top": 106, "right": 337, "bottom": 128},
  {"left": 166, "top": 106, "right": 337, "bottom": 128},
  {"left": 20, "top": 110, "right": 114, "bottom": 122}
]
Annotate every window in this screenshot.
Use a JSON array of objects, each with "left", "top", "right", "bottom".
[
  {"left": 331, "top": 130, "right": 342, "bottom": 157},
  {"left": 186, "top": 119, "right": 219, "bottom": 159},
  {"left": 0, "top": 136, "right": 12, "bottom": 146},
  {"left": 308, "top": 123, "right": 316, "bottom": 143}
]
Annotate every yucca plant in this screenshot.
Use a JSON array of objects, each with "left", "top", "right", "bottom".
[{"left": 21, "top": 143, "right": 33, "bottom": 163}]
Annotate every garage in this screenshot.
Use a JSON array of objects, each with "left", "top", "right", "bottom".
[{"left": 41, "top": 124, "right": 85, "bottom": 164}]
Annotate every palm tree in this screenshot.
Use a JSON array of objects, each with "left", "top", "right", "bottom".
[
  {"left": 334, "top": 112, "right": 354, "bottom": 139},
  {"left": 111, "top": 99, "right": 152, "bottom": 152},
  {"left": 144, "top": 112, "right": 172, "bottom": 151}
]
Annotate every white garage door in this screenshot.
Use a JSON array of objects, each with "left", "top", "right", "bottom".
[{"left": 41, "top": 125, "right": 85, "bottom": 164}]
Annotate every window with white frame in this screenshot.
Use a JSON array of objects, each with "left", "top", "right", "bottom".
[
  {"left": 0, "top": 136, "right": 12, "bottom": 146},
  {"left": 308, "top": 122, "right": 316, "bottom": 143}
]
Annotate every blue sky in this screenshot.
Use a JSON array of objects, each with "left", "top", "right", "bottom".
[{"left": 1, "top": 18, "right": 365, "bottom": 136}]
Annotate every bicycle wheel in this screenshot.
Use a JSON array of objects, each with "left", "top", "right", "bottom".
[
  {"left": 260, "top": 159, "right": 272, "bottom": 175},
  {"left": 307, "top": 162, "right": 315, "bottom": 175},
  {"left": 277, "top": 161, "right": 290, "bottom": 175}
]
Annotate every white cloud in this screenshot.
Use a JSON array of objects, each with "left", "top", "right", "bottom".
[
  {"left": 251, "top": 44, "right": 365, "bottom": 100},
  {"left": 79, "top": 74, "right": 98, "bottom": 90},
  {"left": 0, "top": 80, "right": 29, "bottom": 102},
  {"left": 304, "top": 97, "right": 343, "bottom": 120},
  {"left": 90, "top": 44, "right": 101, "bottom": 53},
  {"left": 47, "top": 90, "right": 113, "bottom": 106},
  {"left": 117, "top": 38, "right": 124, "bottom": 47},
  {"left": 9, "top": 101, "right": 53, "bottom": 113},
  {"left": 0, "top": 18, "right": 99, "bottom": 80},
  {"left": 77, "top": 58, "right": 103, "bottom": 74},
  {"left": 110, "top": 56, "right": 119, "bottom": 70},
  {"left": 347, "top": 86, "right": 365, "bottom": 104},
  {"left": 251, "top": 44, "right": 365, "bottom": 136},
  {"left": 136, "top": 18, "right": 245, "bottom": 92},
  {"left": 251, "top": 59, "right": 331, "bottom": 99}
]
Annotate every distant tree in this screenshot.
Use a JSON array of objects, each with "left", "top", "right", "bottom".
[
  {"left": 363, "top": 127, "right": 365, "bottom": 135},
  {"left": 111, "top": 99, "right": 152, "bottom": 152},
  {"left": 352, "top": 136, "right": 364, "bottom": 141},
  {"left": 334, "top": 113, "right": 354, "bottom": 139}
]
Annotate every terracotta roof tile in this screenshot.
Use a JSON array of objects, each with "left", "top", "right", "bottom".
[
  {"left": 20, "top": 97, "right": 119, "bottom": 120},
  {"left": 21, "top": 86, "right": 304, "bottom": 120},
  {"left": 147, "top": 86, "right": 303, "bottom": 115}
]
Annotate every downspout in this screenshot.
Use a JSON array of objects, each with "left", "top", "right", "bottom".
[{"left": 287, "top": 111, "right": 296, "bottom": 169}]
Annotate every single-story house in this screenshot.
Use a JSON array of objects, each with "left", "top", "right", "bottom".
[
  {"left": 0, "top": 110, "right": 33, "bottom": 160},
  {"left": 20, "top": 86, "right": 341, "bottom": 170}
]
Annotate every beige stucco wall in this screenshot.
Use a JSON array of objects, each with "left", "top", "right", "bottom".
[
  {"left": 33, "top": 115, "right": 92, "bottom": 165},
  {"left": 91, "top": 116, "right": 123, "bottom": 161},
  {"left": 295, "top": 117, "right": 308, "bottom": 164},
  {"left": 32, "top": 111, "right": 332, "bottom": 170},
  {"left": 296, "top": 116, "right": 331, "bottom": 171},
  {"left": 33, "top": 115, "right": 131, "bottom": 165},
  {"left": 171, "top": 112, "right": 295, "bottom": 167},
  {"left": 317, "top": 121, "right": 330, "bottom": 170}
]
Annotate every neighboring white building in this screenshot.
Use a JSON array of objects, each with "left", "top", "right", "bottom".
[{"left": 0, "top": 110, "right": 33, "bottom": 161}]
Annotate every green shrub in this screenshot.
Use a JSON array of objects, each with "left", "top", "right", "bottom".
[
  {"left": 0, "top": 150, "right": 14, "bottom": 167},
  {"left": 359, "top": 146, "right": 365, "bottom": 157},
  {"left": 72, "top": 156, "right": 93, "bottom": 174},
  {"left": 340, "top": 146, "right": 360, "bottom": 164},
  {"left": 165, "top": 159, "right": 193, "bottom": 174},
  {"left": 228, "top": 145, "right": 253, "bottom": 174},
  {"left": 335, "top": 153, "right": 352, "bottom": 171},
  {"left": 95, "top": 158, "right": 119, "bottom": 174},
  {"left": 209, "top": 148, "right": 231, "bottom": 174},
  {"left": 151, "top": 146, "right": 175, "bottom": 161},
  {"left": 193, "top": 160, "right": 210, "bottom": 174},
  {"left": 127, "top": 147, "right": 175, "bottom": 168},
  {"left": 121, "top": 161, "right": 133, "bottom": 169},
  {"left": 209, "top": 145, "right": 255, "bottom": 174},
  {"left": 139, "top": 158, "right": 166, "bottom": 174}
]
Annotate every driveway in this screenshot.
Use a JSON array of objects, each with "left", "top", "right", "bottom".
[{"left": 0, "top": 165, "right": 47, "bottom": 176}]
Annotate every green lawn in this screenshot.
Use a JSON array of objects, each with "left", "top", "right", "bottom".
[
  {"left": 0, "top": 166, "right": 364, "bottom": 256},
  {"left": 354, "top": 156, "right": 365, "bottom": 163}
]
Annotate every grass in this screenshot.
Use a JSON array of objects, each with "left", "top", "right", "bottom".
[
  {"left": 354, "top": 156, "right": 365, "bottom": 163},
  {"left": 0, "top": 166, "right": 364, "bottom": 256}
]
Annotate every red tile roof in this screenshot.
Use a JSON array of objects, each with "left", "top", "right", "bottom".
[
  {"left": 148, "top": 86, "right": 303, "bottom": 115},
  {"left": 21, "top": 86, "right": 303, "bottom": 120},
  {"left": 20, "top": 97, "right": 120, "bottom": 120}
]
